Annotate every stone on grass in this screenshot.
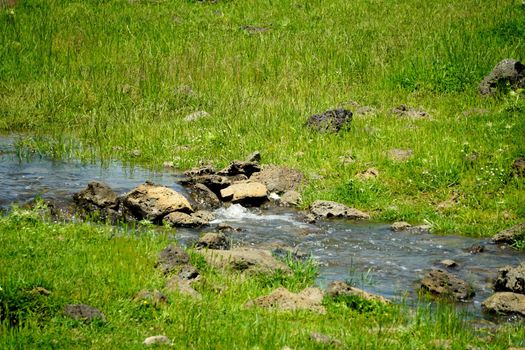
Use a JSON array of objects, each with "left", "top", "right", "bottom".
[
  {"left": 494, "top": 262, "right": 525, "bottom": 294},
  {"left": 157, "top": 244, "right": 190, "bottom": 275},
  {"left": 388, "top": 148, "right": 413, "bottom": 162},
  {"left": 133, "top": 290, "right": 168, "bottom": 307},
  {"left": 166, "top": 276, "right": 201, "bottom": 299},
  {"left": 326, "top": 280, "right": 390, "bottom": 304},
  {"left": 245, "top": 287, "right": 325, "bottom": 313},
  {"left": 122, "top": 182, "right": 192, "bottom": 221},
  {"left": 482, "top": 292, "right": 525, "bottom": 317},
  {"left": 356, "top": 168, "right": 379, "bottom": 180},
  {"left": 217, "top": 160, "right": 261, "bottom": 177},
  {"left": 200, "top": 247, "right": 291, "bottom": 275},
  {"left": 63, "top": 304, "right": 106, "bottom": 323},
  {"left": 479, "top": 59, "right": 525, "bottom": 96},
  {"left": 420, "top": 269, "right": 474, "bottom": 301},
  {"left": 390, "top": 105, "right": 431, "bottom": 119},
  {"left": 310, "top": 200, "right": 369, "bottom": 220},
  {"left": 143, "top": 335, "right": 171, "bottom": 346},
  {"left": 310, "top": 332, "right": 342, "bottom": 347},
  {"left": 280, "top": 191, "right": 302, "bottom": 207},
  {"left": 306, "top": 108, "right": 352, "bottom": 133},
  {"left": 184, "top": 110, "right": 210, "bottom": 122},
  {"left": 512, "top": 157, "right": 525, "bottom": 177}
]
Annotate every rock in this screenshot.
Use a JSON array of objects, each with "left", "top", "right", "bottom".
[
  {"left": 492, "top": 223, "right": 525, "bottom": 244},
  {"left": 199, "top": 247, "right": 292, "bottom": 275},
  {"left": 355, "top": 106, "right": 376, "bottom": 116},
  {"left": 246, "top": 151, "right": 261, "bottom": 163},
  {"left": 177, "top": 264, "right": 200, "bottom": 280},
  {"left": 73, "top": 181, "right": 118, "bottom": 209},
  {"left": 482, "top": 292, "right": 525, "bottom": 317},
  {"left": 512, "top": 157, "right": 525, "bottom": 177},
  {"left": 388, "top": 148, "right": 413, "bottom": 162},
  {"left": 240, "top": 25, "right": 270, "bottom": 34},
  {"left": 184, "top": 165, "right": 216, "bottom": 177},
  {"left": 143, "top": 335, "right": 171, "bottom": 346},
  {"left": 408, "top": 224, "right": 432, "bottom": 234},
  {"left": 310, "top": 332, "right": 342, "bottom": 347},
  {"left": 420, "top": 269, "right": 474, "bottom": 301},
  {"left": 356, "top": 168, "right": 379, "bottom": 180},
  {"left": 63, "top": 304, "right": 106, "bottom": 323},
  {"left": 390, "top": 221, "right": 412, "bottom": 232},
  {"left": 310, "top": 200, "right": 369, "bottom": 220},
  {"left": 479, "top": 59, "right": 525, "bottom": 96},
  {"left": 494, "top": 263, "right": 525, "bottom": 294},
  {"left": 195, "top": 232, "right": 230, "bottom": 250},
  {"left": 217, "top": 160, "right": 261, "bottom": 177},
  {"left": 189, "top": 183, "right": 221, "bottom": 210},
  {"left": 326, "top": 280, "right": 390, "bottom": 304},
  {"left": 166, "top": 276, "right": 201, "bottom": 299},
  {"left": 31, "top": 287, "right": 51, "bottom": 296},
  {"left": 184, "top": 110, "right": 210, "bottom": 122},
  {"left": 163, "top": 161, "right": 175, "bottom": 168},
  {"left": 439, "top": 259, "right": 459, "bottom": 268},
  {"left": 390, "top": 105, "right": 431, "bottom": 119},
  {"left": 250, "top": 165, "right": 305, "bottom": 193},
  {"left": 133, "top": 290, "right": 168, "bottom": 307},
  {"left": 181, "top": 175, "right": 231, "bottom": 195},
  {"left": 156, "top": 244, "right": 190, "bottom": 275},
  {"left": 246, "top": 287, "right": 325, "bottom": 313},
  {"left": 122, "top": 182, "right": 192, "bottom": 221},
  {"left": 464, "top": 244, "right": 485, "bottom": 254},
  {"left": 306, "top": 108, "right": 352, "bottom": 133},
  {"left": 220, "top": 182, "right": 268, "bottom": 205},
  {"left": 131, "top": 149, "right": 141, "bottom": 157},
  {"left": 163, "top": 210, "right": 214, "bottom": 227},
  {"left": 280, "top": 191, "right": 302, "bottom": 207}
]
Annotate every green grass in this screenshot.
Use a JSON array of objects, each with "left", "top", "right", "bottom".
[
  {"left": 1, "top": 205, "right": 524, "bottom": 349},
  {"left": 0, "top": 2, "right": 524, "bottom": 233}
]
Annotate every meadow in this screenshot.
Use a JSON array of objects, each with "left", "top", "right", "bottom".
[{"left": 1, "top": 0, "right": 525, "bottom": 348}]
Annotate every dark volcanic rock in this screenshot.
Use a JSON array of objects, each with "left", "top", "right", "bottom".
[
  {"left": 494, "top": 263, "right": 525, "bottom": 294},
  {"left": 189, "top": 183, "right": 221, "bottom": 210},
  {"left": 306, "top": 108, "right": 352, "bottom": 133},
  {"left": 420, "top": 269, "right": 475, "bottom": 301},
  {"left": 479, "top": 59, "right": 525, "bottom": 96},
  {"left": 217, "top": 161, "right": 261, "bottom": 177},
  {"left": 63, "top": 304, "right": 106, "bottom": 323}
]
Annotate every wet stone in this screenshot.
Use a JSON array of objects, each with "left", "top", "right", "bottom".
[{"left": 420, "top": 269, "right": 474, "bottom": 301}]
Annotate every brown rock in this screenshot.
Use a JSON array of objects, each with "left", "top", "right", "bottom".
[
  {"left": 482, "top": 292, "right": 525, "bottom": 316},
  {"left": 280, "top": 191, "right": 302, "bottom": 207},
  {"left": 245, "top": 287, "right": 325, "bottom": 313},
  {"left": 122, "top": 182, "right": 192, "bottom": 221},
  {"left": 327, "top": 280, "right": 390, "bottom": 304},
  {"left": 133, "top": 290, "right": 168, "bottom": 307},
  {"left": 195, "top": 232, "right": 230, "bottom": 250},
  {"left": 73, "top": 181, "right": 118, "bottom": 209},
  {"left": 163, "top": 210, "right": 214, "bottom": 227},
  {"left": 512, "top": 157, "right": 525, "bottom": 177},
  {"left": 220, "top": 182, "right": 268, "bottom": 205},
  {"left": 390, "top": 104, "right": 431, "bottom": 119},
  {"left": 390, "top": 221, "right": 412, "bottom": 232},
  {"left": 250, "top": 165, "right": 305, "bottom": 193},
  {"left": 199, "top": 247, "right": 292, "bottom": 275},
  {"left": 420, "top": 269, "right": 474, "bottom": 301},
  {"left": 166, "top": 276, "right": 201, "bottom": 299},
  {"left": 492, "top": 223, "right": 525, "bottom": 244},
  {"left": 356, "top": 168, "right": 379, "bottom": 180},
  {"left": 189, "top": 183, "right": 221, "bottom": 210}
]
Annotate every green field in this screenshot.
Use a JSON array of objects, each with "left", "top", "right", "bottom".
[{"left": 1, "top": 0, "right": 525, "bottom": 348}]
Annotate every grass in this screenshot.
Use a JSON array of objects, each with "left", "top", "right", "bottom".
[
  {"left": 1, "top": 0, "right": 524, "bottom": 236},
  {"left": 1, "top": 205, "right": 524, "bottom": 349}
]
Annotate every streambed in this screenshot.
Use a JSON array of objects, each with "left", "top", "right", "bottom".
[{"left": 1, "top": 136, "right": 523, "bottom": 318}]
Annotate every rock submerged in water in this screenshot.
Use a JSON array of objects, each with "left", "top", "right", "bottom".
[
  {"left": 479, "top": 59, "right": 525, "bottom": 96},
  {"left": 420, "top": 269, "right": 474, "bottom": 301},
  {"left": 309, "top": 200, "right": 369, "bottom": 220},
  {"left": 306, "top": 108, "right": 352, "bottom": 133}
]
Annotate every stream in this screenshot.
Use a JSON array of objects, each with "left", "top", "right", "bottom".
[{"left": 1, "top": 135, "right": 524, "bottom": 319}]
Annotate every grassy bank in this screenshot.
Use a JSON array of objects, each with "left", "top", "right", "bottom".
[
  {"left": 1, "top": 0, "right": 524, "bottom": 235},
  {"left": 1, "top": 205, "right": 524, "bottom": 349}
]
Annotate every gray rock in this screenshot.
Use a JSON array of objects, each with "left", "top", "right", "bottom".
[
  {"left": 310, "top": 200, "right": 369, "bottom": 220},
  {"left": 63, "top": 304, "right": 106, "bottom": 323},
  {"left": 143, "top": 335, "right": 171, "bottom": 346},
  {"left": 166, "top": 276, "right": 201, "bottom": 299},
  {"left": 439, "top": 259, "right": 459, "bottom": 268},
  {"left": 492, "top": 223, "right": 525, "bottom": 244},
  {"left": 246, "top": 151, "right": 261, "bottom": 163},
  {"left": 195, "top": 232, "right": 230, "bottom": 250},
  {"left": 73, "top": 181, "right": 118, "bottom": 209},
  {"left": 494, "top": 262, "right": 525, "bottom": 294},
  {"left": 310, "top": 332, "right": 342, "bottom": 347},
  {"left": 280, "top": 191, "right": 302, "bottom": 207},
  {"left": 482, "top": 292, "right": 525, "bottom": 316},
  {"left": 250, "top": 165, "right": 305, "bottom": 194},
  {"left": 157, "top": 244, "right": 190, "bottom": 275},
  {"left": 122, "top": 182, "right": 193, "bottom": 221},
  {"left": 306, "top": 108, "right": 352, "bottom": 133},
  {"left": 356, "top": 167, "right": 379, "bottom": 180},
  {"left": 420, "top": 269, "right": 475, "bottom": 301},
  {"left": 479, "top": 59, "right": 525, "bottom": 95},
  {"left": 217, "top": 161, "right": 261, "bottom": 177}
]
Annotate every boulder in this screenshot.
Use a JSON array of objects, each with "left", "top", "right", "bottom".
[
  {"left": 245, "top": 287, "right": 325, "bottom": 313},
  {"left": 492, "top": 223, "right": 525, "bottom": 244},
  {"left": 189, "top": 183, "right": 221, "bottom": 210},
  {"left": 310, "top": 200, "right": 369, "bottom": 220},
  {"left": 250, "top": 165, "right": 305, "bottom": 193},
  {"left": 156, "top": 244, "right": 190, "bottom": 275},
  {"left": 326, "top": 280, "right": 390, "bottom": 304},
  {"left": 73, "top": 181, "right": 118, "bottom": 209},
  {"left": 199, "top": 247, "right": 292, "bottom": 275},
  {"left": 420, "top": 269, "right": 474, "bottom": 301},
  {"left": 195, "top": 232, "right": 230, "bottom": 250},
  {"left": 306, "top": 108, "right": 352, "bottom": 133},
  {"left": 217, "top": 160, "right": 261, "bottom": 177},
  {"left": 220, "top": 182, "right": 268, "bottom": 205},
  {"left": 63, "top": 304, "right": 106, "bottom": 323},
  {"left": 494, "top": 263, "right": 525, "bottom": 294},
  {"left": 479, "top": 59, "right": 525, "bottom": 95},
  {"left": 122, "top": 182, "right": 192, "bottom": 221},
  {"left": 163, "top": 210, "right": 214, "bottom": 227},
  {"left": 482, "top": 292, "right": 525, "bottom": 317}
]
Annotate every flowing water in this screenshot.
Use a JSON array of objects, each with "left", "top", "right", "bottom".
[{"left": 1, "top": 135, "right": 523, "bottom": 318}]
